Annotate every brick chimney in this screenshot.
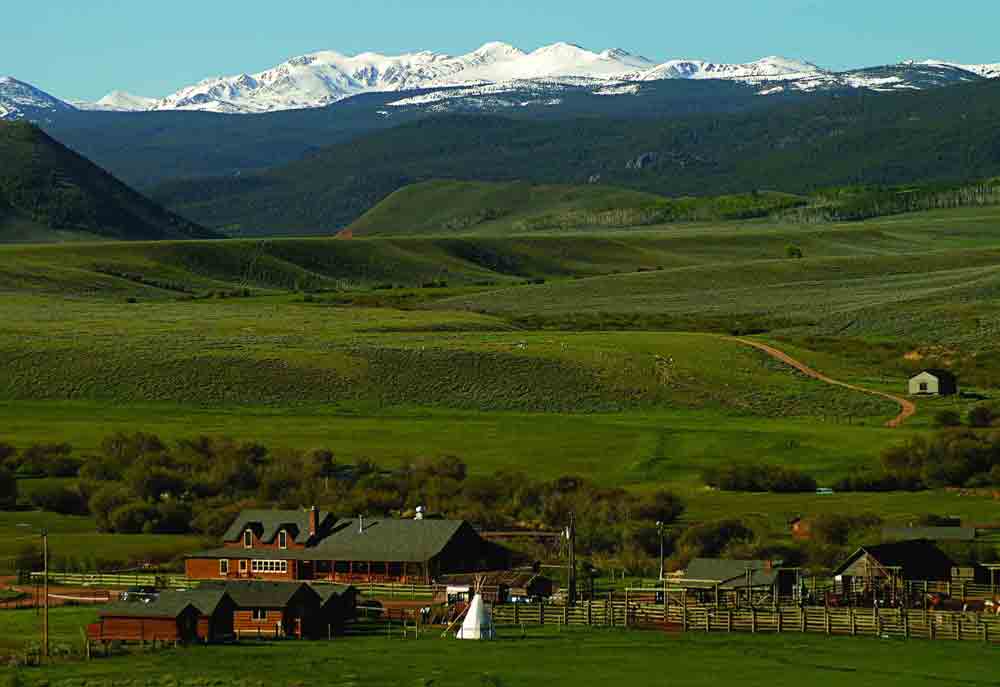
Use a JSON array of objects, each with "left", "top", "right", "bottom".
[{"left": 308, "top": 506, "right": 318, "bottom": 538}]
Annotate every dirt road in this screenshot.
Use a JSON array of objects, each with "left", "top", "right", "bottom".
[{"left": 731, "top": 338, "right": 916, "bottom": 428}]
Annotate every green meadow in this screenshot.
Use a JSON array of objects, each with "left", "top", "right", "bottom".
[
  {"left": 2, "top": 202, "right": 1000, "bottom": 567},
  {"left": 1, "top": 609, "right": 997, "bottom": 687}
]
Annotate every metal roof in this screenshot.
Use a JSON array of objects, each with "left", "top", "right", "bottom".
[
  {"left": 683, "top": 558, "right": 779, "bottom": 588},
  {"left": 832, "top": 541, "right": 957, "bottom": 578},
  {"left": 97, "top": 589, "right": 228, "bottom": 619},
  {"left": 308, "top": 518, "right": 469, "bottom": 563}
]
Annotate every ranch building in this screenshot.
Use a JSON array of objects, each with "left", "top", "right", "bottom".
[
  {"left": 680, "top": 558, "right": 798, "bottom": 606},
  {"left": 86, "top": 582, "right": 358, "bottom": 644},
  {"left": 908, "top": 369, "right": 958, "bottom": 396},
  {"left": 87, "top": 588, "right": 235, "bottom": 644},
  {"left": 832, "top": 540, "right": 956, "bottom": 597},
  {"left": 185, "top": 508, "right": 510, "bottom": 584}
]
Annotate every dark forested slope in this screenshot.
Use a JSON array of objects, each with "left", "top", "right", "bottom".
[{"left": 0, "top": 122, "right": 217, "bottom": 242}]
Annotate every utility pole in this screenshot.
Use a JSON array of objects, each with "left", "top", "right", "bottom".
[
  {"left": 42, "top": 528, "right": 49, "bottom": 660},
  {"left": 566, "top": 514, "right": 577, "bottom": 605},
  {"left": 656, "top": 521, "right": 665, "bottom": 581}
]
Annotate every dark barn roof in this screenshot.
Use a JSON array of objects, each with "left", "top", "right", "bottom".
[{"left": 833, "top": 540, "right": 957, "bottom": 580}]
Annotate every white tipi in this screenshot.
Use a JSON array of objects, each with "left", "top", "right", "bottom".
[{"left": 455, "top": 580, "right": 495, "bottom": 640}]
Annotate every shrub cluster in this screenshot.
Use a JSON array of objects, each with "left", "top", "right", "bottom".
[
  {"left": 702, "top": 463, "right": 818, "bottom": 493},
  {"left": 10, "top": 433, "right": 685, "bottom": 560}
]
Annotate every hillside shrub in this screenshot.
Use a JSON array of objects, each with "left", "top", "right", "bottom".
[
  {"left": 810, "top": 513, "right": 881, "bottom": 547},
  {"left": 968, "top": 405, "right": 994, "bottom": 428},
  {"left": 28, "top": 484, "right": 88, "bottom": 515},
  {"left": 933, "top": 409, "right": 962, "bottom": 427},
  {"left": 702, "top": 463, "right": 817, "bottom": 493},
  {"left": 0, "top": 468, "right": 16, "bottom": 509}
]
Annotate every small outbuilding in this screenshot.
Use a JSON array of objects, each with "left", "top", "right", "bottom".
[
  {"left": 217, "top": 581, "right": 323, "bottom": 640},
  {"left": 908, "top": 370, "right": 958, "bottom": 396},
  {"left": 87, "top": 589, "right": 234, "bottom": 644}
]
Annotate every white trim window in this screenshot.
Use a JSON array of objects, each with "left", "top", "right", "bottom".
[
  {"left": 239, "top": 559, "right": 248, "bottom": 574},
  {"left": 252, "top": 608, "right": 267, "bottom": 622},
  {"left": 278, "top": 530, "right": 287, "bottom": 549},
  {"left": 251, "top": 560, "right": 288, "bottom": 574},
  {"left": 244, "top": 530, "right": 253, "bottom": 549},
  {"left": 219, "top": 559, "right": 229, "bottom": 575}
]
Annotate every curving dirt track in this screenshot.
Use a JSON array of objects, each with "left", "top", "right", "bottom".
[{"left": 731, "top": 338, "right": 916, "bottom": 428}]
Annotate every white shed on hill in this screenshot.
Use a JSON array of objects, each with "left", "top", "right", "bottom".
[{"left": 908, "top": 370, "right": 958, "bottom": 397}]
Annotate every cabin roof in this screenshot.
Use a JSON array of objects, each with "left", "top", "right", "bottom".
[
  {"left": 222, "top": 509, "right": 331, "bottom": 543},
  {"left": 97, "top": 589, "right": 228, "bottom": 619}
]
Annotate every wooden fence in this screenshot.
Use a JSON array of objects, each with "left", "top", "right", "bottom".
[
  {"left": 29, "top": 572, "right": 193, "bottom": 589},
  {"left": 27, "top": 572, "right": 437, "bottom": 598},
  {"left": 492, "top": 600, "right": 1000, "bottom": 643}
]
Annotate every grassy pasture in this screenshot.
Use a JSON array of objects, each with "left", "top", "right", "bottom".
[
  {"left": 2, "top": 611, "right": 997, "bottom": 687},
  {"left": 0, "top": 511, "right": 207, "bottom": 571}
]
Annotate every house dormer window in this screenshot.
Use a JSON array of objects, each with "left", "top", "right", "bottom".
[
  {"left": 244, "top": 530, "right": 253, "bottom": 549},
  {"left": 278, "top": 530, "right": 287, "bottom": 549}
]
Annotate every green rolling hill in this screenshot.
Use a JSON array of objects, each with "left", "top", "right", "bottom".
[{"left": 0, "top": 121, "right": 218, "bottom": 243}]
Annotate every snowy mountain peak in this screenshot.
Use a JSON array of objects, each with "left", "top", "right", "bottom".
[
  {"left": 93, "top": 91, "right": 159, "bottom": 111},
  {"left": 0, "top": 77, "right": 76, "bottom": 120}
]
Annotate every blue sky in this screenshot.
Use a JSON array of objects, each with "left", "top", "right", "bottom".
[{"left": 4, "top": 0, "right": 1000, "bottom": 101}]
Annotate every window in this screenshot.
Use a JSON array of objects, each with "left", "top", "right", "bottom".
[
  {"left": 244, "top": 530, "right": 253, "bottom": 549},
  {"left": 219, "top": 559, "right": 229, "bottom": 576},
  {"left": 251, "top": 560, "right": 288, "bottom": 574},
  {"left": 278, "top": 530, "right": 287, "bottom": 549},
  {"left": 239, "top": 559, "right": 247, "bottom": 573},
  {"left": 919, "top": 382, "right": 929, "bottom": 392},
  {"left": 252, "top": 608, "right": 267, "bottom": 622}
]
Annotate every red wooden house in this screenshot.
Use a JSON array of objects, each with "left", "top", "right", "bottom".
[{"left": 186, "top": 508, "right": 509, "bottom": 584}]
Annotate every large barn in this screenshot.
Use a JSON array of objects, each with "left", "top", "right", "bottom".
[
  {"left": 186, "top": 508, "right": 510, "bottom": 584},
  {"left": 832, "top": 540, "right": 957, "bottom": 595}
]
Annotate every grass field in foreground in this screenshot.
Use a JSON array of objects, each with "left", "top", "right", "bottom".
[{"left": 2, "top": 611, "right": 997, "bottom": 687}]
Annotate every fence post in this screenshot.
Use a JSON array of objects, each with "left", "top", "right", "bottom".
[
  {"left": 514, "top": 603, "right": 519, "bottom": 625},
  {"left": 564, "top": 603, "right": 569, "bottom": 626},
  {"left": 624, "top": 589, "right": 629, "bottom": 627},
  {"left": 539, "top": 602, "right": 545, "bottom": 626},
  {"left": 728, "top": 609, "right": 733, "bottom": 633},
  {"left": 825, "top": 608, "right": 831, "bottom": 635},
  {"left": 682, "top": 606, "right": 687, "bottom": 632},
  {"left": 587, "top": 600, "right": 592, "bottom": 626},
  {"left": 903, "top": 610, "right": 909, "bottom": 640},
  {"left": 800, "top": 608, "right": 805, "bottom": 633},
  {"left": 751, "top": 608, "right": 756, "bottom": 634},
  {"left": 777, "top": 608, "right": 782, "bottom": 634},
  {"left": 850, "top": 609, "right": 856, "bottom": 636}
]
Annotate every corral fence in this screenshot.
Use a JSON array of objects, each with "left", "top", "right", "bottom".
[{"left": 492, "top": 599, "right": 1000, "bottom": 643}]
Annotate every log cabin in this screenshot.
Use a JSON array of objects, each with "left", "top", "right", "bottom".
[{"left": 186, "top": 508, "right": 509, "bottom": 584}]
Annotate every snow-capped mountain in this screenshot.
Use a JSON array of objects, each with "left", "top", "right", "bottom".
[
  {"left": 86, "top": 44, "right": 995, "bottom": 114},
  {"left": 91, "top": 91, "right": 159, "bottom": 111},
  {"left": 4, "top": 44, "right": 999, "bottom": 120},
  {"left": 0, "top": 76, "right": 77, "bottom": 121}
]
